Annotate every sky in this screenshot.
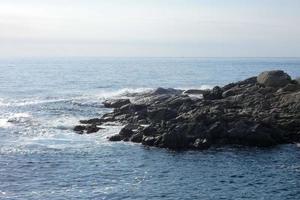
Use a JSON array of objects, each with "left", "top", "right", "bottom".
[{"left": 0, "top": 0, "right": 300, "bottom": 57}]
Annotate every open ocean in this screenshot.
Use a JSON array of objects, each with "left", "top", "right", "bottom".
[{"left": 0, "top": 57, "right": 300, "bottom": 200}]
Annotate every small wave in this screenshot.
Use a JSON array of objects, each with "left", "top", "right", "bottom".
[
  {"left": 178, "top": 85, "right": 213, "bottom": 91},
  {"left": 71, "top": 100, "right": 104, "bottom": 108},
  {"left": 0, "top": 118, "right": 11, "bottom": 128},
  {"left": 7, "top": 113, "right": 32, "bottom": 124},
  {"left": 0, "top": 113, "right": 32, "bottom": 128},
  {"left": 95, "top": 87, "right": 153, "bottom": 99},
  {"left": 0, "top": 98, "right": 73, "bottom": 107}
]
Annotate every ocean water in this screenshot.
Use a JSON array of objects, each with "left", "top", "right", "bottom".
[{"left": 0, "top": 57, "right": 300, "bottom": 200}]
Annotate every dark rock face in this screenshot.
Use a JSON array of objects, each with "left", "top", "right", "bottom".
[
  {"left": 75, "top": 70, "right": 300, "bottom": 150},
  {"left": 73, "top": 124, "right": 102, "bottom": 134},
  {"left": 257, "top": 70, "right": 291, "bottom": 88}
]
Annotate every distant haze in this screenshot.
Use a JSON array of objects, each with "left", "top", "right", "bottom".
[{"left": 1, "top": 0, "right": 300, "bottom": 57}]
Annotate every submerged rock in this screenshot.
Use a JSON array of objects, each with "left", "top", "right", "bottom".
[{"left": 75, "top": 70, "right": 300, "bottom": 150}]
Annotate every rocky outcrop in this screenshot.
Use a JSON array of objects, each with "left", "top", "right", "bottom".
[{"left": 75, "top": 70, "right": 300, "bottom": 150}]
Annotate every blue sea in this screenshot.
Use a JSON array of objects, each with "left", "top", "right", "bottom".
[{"left": 0, "top": 57, "right": 300, "bottom": 200}]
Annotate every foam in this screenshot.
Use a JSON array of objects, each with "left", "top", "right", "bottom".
[{"left": 95, "top": 87, "right": 153, "bottom": 99}]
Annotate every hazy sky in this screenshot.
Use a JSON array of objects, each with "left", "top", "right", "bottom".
[{"left": 1, "top": 0, "right": 300, "bottom": 57}]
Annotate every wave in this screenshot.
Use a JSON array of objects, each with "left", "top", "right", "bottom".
[
  {"left": 94, "top": 87, "right": 153, "bottom": 99},
  {"left": 0, "top": 85, "right": 213, "bottom": 109},
  {"left": 0, "top": 112, "right": 32, "bottom": 128}
]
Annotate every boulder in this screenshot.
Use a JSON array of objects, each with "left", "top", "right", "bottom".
[
  {"left": 86, "top": 124, "right": 101, "bottom": 134},
  {"left": 142, "top": 136, "right": 157, "bottom": 146},
  {"left": 109, "top": 134, "right": 123, "bottom": 141},
  {"left": 119, "top": 124, "right": 135, "bottom": 137},
  {"left": 130, "top": 132, "right": 144, "bottom": 143},
  {"left": 203, "top": 86, "right": 223, "bottom": 100},
  {"left": 73, "top": 125, "right": 86, "bottom": 133},
  {"left": 257, "top": 70, "right": 291, "bottom": 88}
]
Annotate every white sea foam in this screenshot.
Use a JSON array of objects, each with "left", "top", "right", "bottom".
[
  {"left": 178, "top": 85, "right": 213, "bottom": 91},
  {"left": 0, "top": 118, "right": 11, "bottom": 128},
  {"left": 95, "top": 87, "right": 153, "bottom": 99},
  {"left": 0, "top": 112, "right": 32, "bottom": 128}
]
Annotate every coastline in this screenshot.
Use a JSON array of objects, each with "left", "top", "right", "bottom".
[{"left": 75, "top": 70, "right": 300, "bottom": 150}]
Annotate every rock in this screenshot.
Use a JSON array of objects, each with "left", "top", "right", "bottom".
[
  {"left": 257, "top": 70, "right": 291, "bottom": 88},
  {"left": 86, "top": 124, "right": 101, "bottom": 134},
  {"left": 192, "top": 138, "right": 210, "bottom": 150},
  {"left": 222, "top": 87, "right": 240, "bottom": 98},
  {"left": 183, "top": 89, "right": 207, "bottom": 95},
  {"left": 147, "top": 108, "right": 177, "bottom": 122},
  {"left": 142, "top": 136, "right": 156, "bottom": 146},
  {"left": 109, "top": 134, "right": 123, "bottom": 141},
  {"left": 277, "top": 84, "right": 300, "bottom": 93},
  {"left": 130, "top": 132, "right": 144, "bottom": 143},
  {"left": 160, "top": 128, "right": 188, "bottom": 149},
  {"left": 203, "top": 86, "right": 223, "bottom": 100},
  {"left": 237, "top": 76, "right": 257, "bottom": 86},
  {"left": 80, "top": 118, "right": 103, "bottom": 125},
  {"left": 74, "top": 125, "right": 86, "bottom": 133},
  {"left": 74, "top": 124, "right": 102, "bottom": 134},
  {"left": 296, "top": 77, "right": 300, "bottom": 84},
  {"left": 103, "top": 99, "right": 130, "bottom": 108},
  {"left": 119, "top": 125, "right": 135, "bottom": 137},
  {"left": 151, "top": 87, "right": 182, "bottom": 95},
  {"left": 75, "top": 70, "right": 300, "bottom": 150},
  {"left": 119, "top": 103, "right": 147, "bottom": 113}
]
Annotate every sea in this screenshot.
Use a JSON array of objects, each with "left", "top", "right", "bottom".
[{"left": 0, "top": 57, "right": 300, "bottom": 200}]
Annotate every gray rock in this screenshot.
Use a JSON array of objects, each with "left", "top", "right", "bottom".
[
  {"left": 203, "top": 86, "right": 223, "bottom": 100},
  {"left": 86, "top": 124, "right": 101, "bottom": 134},
  {"left": 192, "top": 138, "right": 210, "bottom": 150},
  {"left": 75, "top": 70, "right": 300, "bottom": 149},
  {"left": 109, "top": 134, "right": 123, "bottom": 141},
  {"left": 257, "top": 70, "right": 291, "bottom": 88},
  {"left": 151, "top": 87, "right": 182, "bottom": 95},
  {"left": 73, "top": 125, "right": 86, "bottom": 133}
]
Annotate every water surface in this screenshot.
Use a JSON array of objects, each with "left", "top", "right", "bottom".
[{"left": 0, "top": 57, "right": 300, "bottom": 199}]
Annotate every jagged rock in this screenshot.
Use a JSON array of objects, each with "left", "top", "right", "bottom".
[
  {"left": 151, "top": 87, "right": 182, "bottom": 95},
  {"left": 183, "top": 89, "right": 207, "bottom": 95},
  {"left": 203, "top": 86, "right": 223, "bottom": 100},
  {"left": 86, "top": 124, "right": 101, "bottom": 134},
  {"left": 257, "top": 70, "right": 291, "bottom": 88},
  {"left": 80, "top": 118, "right": 103, "bottom": 125},
  {"left": 109, "top": 134, "right": 123, "bottom": 141},
  {"left": 147, "top": 108, "right": 177, "bottom": 122},
  {"left": 142, "top": 136, "right": 157, "bottom": 146},
  {"left": 130, "top": 132, "right": 144, "bottom": 143},
  {"left": 74, "top": 125, "right": 86, "bottom": 133},
  {"left": 75, "top": 70, "right": 300, "bottom": 150},
  {"left": 277, "top": 84, "right": 300, "bottom": 93},
  {"left": 74, "top": 124, "right": 102, "bottom": 134}
]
